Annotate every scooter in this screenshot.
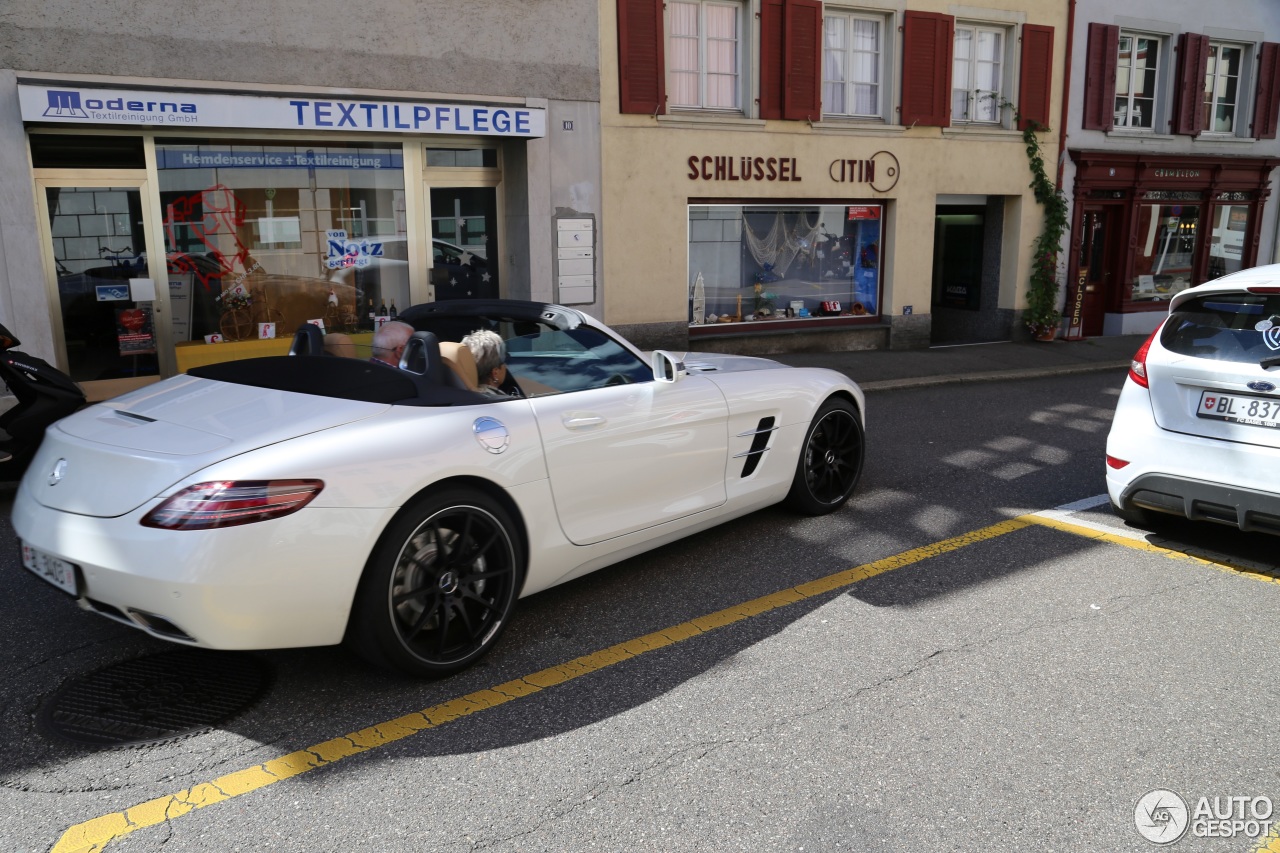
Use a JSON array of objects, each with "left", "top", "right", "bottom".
[{"left": 0, "top": 322, "right": 86, "bottom": 478}]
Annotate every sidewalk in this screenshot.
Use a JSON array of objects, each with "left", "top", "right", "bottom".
[{"left": 771, "top": 334, "right": 1147, "bottom": 391}]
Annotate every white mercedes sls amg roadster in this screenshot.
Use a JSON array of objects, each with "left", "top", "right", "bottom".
[{"left": 14, "top": 301, "right": 865, "bottom": 677}]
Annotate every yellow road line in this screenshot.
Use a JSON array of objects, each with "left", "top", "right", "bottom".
[
  {"left": 1024, "top": 513, "right": 1280, "bottom": 586},
  {"left": 51, "top": 517, "right": 1032, "bottom": 853}
]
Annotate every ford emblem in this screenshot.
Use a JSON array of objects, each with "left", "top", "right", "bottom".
[
  {"left": 1248, "top": 381, "right": 1277, "bottom": 393},
  {"left": 48, "top": 458, "right": 67, "bottom": 486}
]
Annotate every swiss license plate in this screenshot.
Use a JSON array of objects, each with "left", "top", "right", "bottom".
[
  {"left": 21, "top": 542, "right": 79, "bottom": 596},
  {"left": 1197, "top": 391, "right": 1280, "bottom": 429}
]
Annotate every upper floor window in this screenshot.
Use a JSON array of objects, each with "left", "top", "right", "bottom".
[
  {"left": 668, "top": 0, "right": 742, "bottom": 110},
  {"left": 1114, "top": 32, "right": 1160, "bottom": 129},
  {"left": 952, "top": 24, "right": 1004, "bottom": 123},
  {"left": 1204, "top": 42, "right": 1244, "bottom": 134},
  {"left": 823, "top": 12, "right": 882, "bottom": 118}
]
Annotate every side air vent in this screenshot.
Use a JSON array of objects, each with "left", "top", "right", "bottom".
[{"left": 735, "top": 417, "right": 777, "bottom": 478}]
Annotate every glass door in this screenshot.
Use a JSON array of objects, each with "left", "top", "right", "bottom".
[
  {"left": 429, "top": 187, "right": 499, "bottom": 300},
  {"left": 36, "top": 176, "right": 170, "bottom": 401}
]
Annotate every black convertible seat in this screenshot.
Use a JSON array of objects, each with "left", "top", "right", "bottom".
[
  {"left": 190, "top": 341, "right": 488, "bottom": 406},
  {"left": 190, "top": 356, "right": 421, "bottom": 404}
]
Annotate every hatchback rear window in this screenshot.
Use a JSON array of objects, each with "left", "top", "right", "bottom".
[{"left": 1162, "top": 293, "right": 1280, "bottom": 363}]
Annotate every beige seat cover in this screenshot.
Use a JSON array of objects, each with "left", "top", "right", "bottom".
[{"left": 438, "top": 341, "right": 479, "bottom": 390}]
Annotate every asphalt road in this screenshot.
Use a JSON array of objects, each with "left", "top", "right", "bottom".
[{"left": 3, "top": 371, "right": 1280, "bottom": 853}]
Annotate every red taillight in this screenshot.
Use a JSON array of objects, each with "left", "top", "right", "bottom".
[
  {"left": 1106, "top": 455, "right": 1130, "bottom": 469},
  {"left": 1247, "top": 286, "right": 1280, "bottom": 294},
  {"left": 141, "top": 479, "right": 324, "bottom": 530},
  {"left": 1127, "top": 322, "right": 1165, "bottom": 389}
]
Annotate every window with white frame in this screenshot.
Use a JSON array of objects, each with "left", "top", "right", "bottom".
[
  {"left": 823, "top": 12, "right": 882, "bottom": 118},
  {"left": 668, "top": 0, "right": 743, "bottom": 110},
  {"left": 1204, "top": 42, "right": 1245, "bottom": 134},
  {"left": 1115, "top": 32, "right": 1161, "bottom": 129},
  {"left": 952, "top": 24, "right": 1005, "bottom": 123}
]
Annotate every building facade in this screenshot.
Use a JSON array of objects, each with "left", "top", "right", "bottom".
[
  {"left": 0, "top": 0, "right": 602, "bottom": 400},
  {"left": 601, "top": 0, "right": 1068, "bottom": 354},
  {"left": 1061, "top": 0, "right": 1280, "bottom": 338}
]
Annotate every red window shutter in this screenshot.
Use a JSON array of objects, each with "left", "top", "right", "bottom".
[
  {"left": 760, "top": 0, "right": 785, "bottom": 119},
  {"left": 1254, "top": 42, "right": 1280, "bottom": 139},
  {"left": 1017, "top": 24, "right": 1055, "bottom": 130},
  {"left": 617, "top": 0, "right": 665, "bottom": 115},
  {"left": 1172, "top": 32, "right": 1209, "bottom": 135},
  {"left": 901, "top": 10, "right": 953, "bottom": 127},
  {"left": 782, "top": 0, "right": 822, "bottom": 120},
  {"left": 1081, "top": 23, "right": 1118, "bottom": 131}
]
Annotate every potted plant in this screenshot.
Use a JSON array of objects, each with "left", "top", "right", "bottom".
[{"left": 1020, "top": 118, "right": 1068, "bottom": 341}]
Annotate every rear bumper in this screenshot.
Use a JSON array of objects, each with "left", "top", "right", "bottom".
[
  {"left": 12, "top": 483, "right": 393, "bottom": 649},
  {"left": 1118, "top": 473, "right": 1280, "bottom": 535}
]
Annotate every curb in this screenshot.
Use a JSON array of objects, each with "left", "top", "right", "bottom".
[{"left": 857, "top": 360, "right": 1132, "bottom": 392}]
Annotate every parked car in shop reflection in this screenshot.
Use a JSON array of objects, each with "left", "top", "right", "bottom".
[{"left": 432, "top": 239, "right": 494, "bottom": 300}]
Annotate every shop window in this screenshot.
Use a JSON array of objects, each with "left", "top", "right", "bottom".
[
  {"left": 952, "top": 23, "right": 1006, "bottom": 124},
  {"left": 822, "top": 11, "right": 884, "bottom": 119},
  {"left": 156, "top": 140, "right": 407, "bottom": 345},
  {"left": 688, "top": 204, "right": 881, "bottom": 328},
  {"left": 668, "top": 0, "right": 745, "bottom": 111},
  {"left": 1129, "top": 198, "right": 1201, "bottom": 307},
  {"left": 1203, "top": 43, "right": 1245, "bottom": 134},
  {"left": 1207, "top": 203, "right": 1251, "bottom": 279}
]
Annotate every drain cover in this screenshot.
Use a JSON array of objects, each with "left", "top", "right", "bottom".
[{"left": 38, "top": 649, "right": 271, "bottom": 748}]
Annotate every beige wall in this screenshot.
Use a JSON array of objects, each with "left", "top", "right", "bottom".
[{"left": 598, "top": 0, "right": 1068, "bottom": 336}]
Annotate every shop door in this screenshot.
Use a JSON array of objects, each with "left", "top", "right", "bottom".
[
  {"left": 36, "top": 177, "right": 172, "bottom": 401},
  {"left": 1078, "top": 207, "right": 1117, "bottom": 337},
  {"left": 428, "top": 187, "right": 499, "bottom": 300}
]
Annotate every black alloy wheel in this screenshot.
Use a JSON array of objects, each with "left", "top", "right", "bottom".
[
  {"left": 786, "top": 397, "right": 865, "bottom": 515},
  {"left": 349, "top": 489, "right": 523, "bottom": 678}
]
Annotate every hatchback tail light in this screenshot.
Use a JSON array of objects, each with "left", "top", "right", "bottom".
[
  {"left": 141, "top": 480, "right": 324, "bottom": 530},
  {"left": 1106, "top": 455, "right": 1130, "bottom": 469},
  {"left": 1127, "top": 322, "right": 1165, "bottom": 389}
]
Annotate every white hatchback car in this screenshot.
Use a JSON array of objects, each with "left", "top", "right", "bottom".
[{"left": 1107, "top": 264, "right": 1280, "bottom": 533}]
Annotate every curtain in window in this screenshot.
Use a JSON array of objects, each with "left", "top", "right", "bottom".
[
  {"left": 850, "top": 19, "right": 879, "bottom": 114},
  {"left": 705, "top": 4, "right": 739, "bottom": 108},
  {"left": 974, "top": 31, "right": 1002, "bottom": 121},
  {"left": 952, "top": 29, "right": 973, "bottom": 120},
  {"left": 823, "top": 17, "right": 847, "bottom": 113},
  {"left": 669, "top": 2, "right": 700, "bottom": 106}
]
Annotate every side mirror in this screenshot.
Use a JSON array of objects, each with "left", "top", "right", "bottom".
[{"left": 651, "top": 350, "right": 687, "bottom": 383}]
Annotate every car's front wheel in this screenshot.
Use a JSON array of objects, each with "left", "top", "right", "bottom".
[
  {"left": 348, "top": 488, "right": 523, "bottom": 678},
  {"left": 785, "top": 397, "right": 865, "bottom": 515}
]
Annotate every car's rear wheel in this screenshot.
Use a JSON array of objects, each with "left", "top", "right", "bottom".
[
  {"left": 348, "top": 488, "right": 523, "bottom": 678},
  {"left": 785, "top": 397, "right": 865, "bottom": 515}
]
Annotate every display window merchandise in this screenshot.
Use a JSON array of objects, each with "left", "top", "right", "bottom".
[
  {"left": 688, "top": 204, "right": 882, "bottom": 327},
  {"left": 157, "top": 140, "right": 409, "bottom": 348}
]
